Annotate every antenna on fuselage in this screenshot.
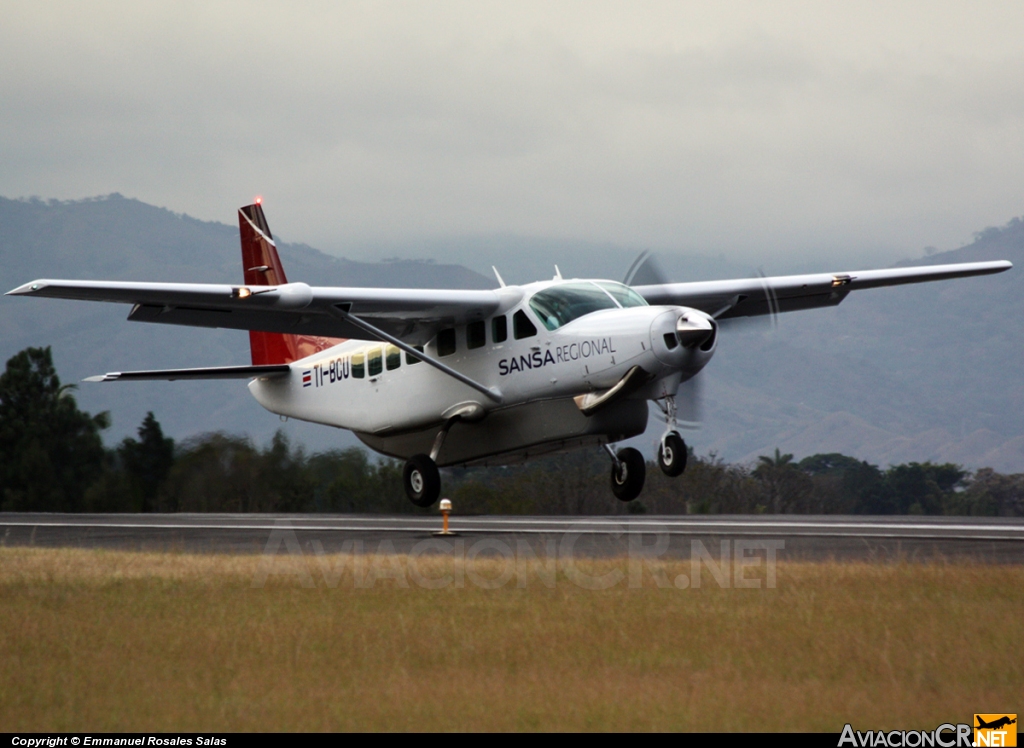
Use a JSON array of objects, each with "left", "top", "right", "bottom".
[
  {"left": 554, "top": 265, "right": 563, "bottom": 281},
  {"left": 492, "top": 266, "right": 507, "bottom": 288}
]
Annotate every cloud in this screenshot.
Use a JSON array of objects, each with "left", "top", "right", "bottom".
[{"left": 3, "top": 1, "right": 1024, "bottom": 265}]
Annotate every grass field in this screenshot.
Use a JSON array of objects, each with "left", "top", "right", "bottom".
[{"left": 1, "top": 547, "right": 1020, "bottom": 731}]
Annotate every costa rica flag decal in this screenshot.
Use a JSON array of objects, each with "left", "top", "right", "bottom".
[{"left": 302, "top": 370, "right": 312, "bottom": 387}]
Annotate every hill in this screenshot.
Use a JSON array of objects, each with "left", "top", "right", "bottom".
[
  {"left": 1, "top": 194, "right": 1021, "bottom": 471},
  {"left": 699, "top": 218, "right": 1024, "bottom": 470},
  {"left": 0, "top": 195, "right": 491, "bottom": 450}
]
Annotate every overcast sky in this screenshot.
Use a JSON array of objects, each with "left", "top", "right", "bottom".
[{"left": 4, "top": 1, "right": 1024, "bottom": 266}]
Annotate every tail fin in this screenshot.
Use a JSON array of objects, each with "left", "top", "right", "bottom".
[{"left": 238, "top": 202, "right": 344, "bottom": 364}]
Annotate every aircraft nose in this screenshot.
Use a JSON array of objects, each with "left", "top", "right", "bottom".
[{"left": 675, "top": 313, "right": 715, "bottom": 349}]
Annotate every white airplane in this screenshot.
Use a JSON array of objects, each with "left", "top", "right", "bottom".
[{"left": 7, "top": 202, "right": 1012, "bottom": 506}]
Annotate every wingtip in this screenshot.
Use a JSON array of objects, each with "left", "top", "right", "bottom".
[
  {"left": 6, "top": 281, "right": 42, "bottom": 296},
  {"left": 83, "top": 374, "right": 117, "bottom": 383}
]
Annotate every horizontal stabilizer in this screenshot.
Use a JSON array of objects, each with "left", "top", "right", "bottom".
[{"left": 84, "top": 364, "right": 291, "bottom": 382}]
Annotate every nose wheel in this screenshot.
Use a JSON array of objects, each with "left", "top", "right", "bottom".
[
  {"left": 654, "top": 394, "right": 689, "bottom": 477},
  {"left": 658, "top": 432, "right": 688, "bottom": 477},
  {"left": 607, "top": 446, "right": 646, "bottom": 502},
  {"left": 404, "top": 453, "right": 441, "bottom": 507}
]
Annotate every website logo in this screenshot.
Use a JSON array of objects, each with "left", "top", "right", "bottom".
[{"left": 974, "top": 715, "right": 1017, "bottom": 747}]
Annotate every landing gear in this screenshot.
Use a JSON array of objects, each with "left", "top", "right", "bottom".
[
  {"left": 608, "top": 446, "right": 646, "bottom": 502},
  {"left": 658, "top": 431, "right": 687, "bottom": 477},
  {"left": 403, "top": 414, "right": 463, "bottom": 508},
  {"left": 655, "top": 394, "right": 688, "bottom": 477},
  {"left": 403, "top": 454, "right": 441, "bottom": 507}
]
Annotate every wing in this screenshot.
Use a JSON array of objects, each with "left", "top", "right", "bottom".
[
  {"left": 6, "top": 279, "right": 508, "bottom": 345},
  {"left": 633, "top": 261, "right": 1012, "bottom": 320}
]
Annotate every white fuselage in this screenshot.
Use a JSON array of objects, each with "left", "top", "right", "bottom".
[{"left": 248, "top": 279, "right": 715, "bottom": 463}]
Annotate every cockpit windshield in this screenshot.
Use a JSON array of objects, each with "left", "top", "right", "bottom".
[
  {"left": 528, "top": 281, "right": 648, "bottom": 331},
  {"left": 595, "top": 282, "right": 648, "bottom": 309}
]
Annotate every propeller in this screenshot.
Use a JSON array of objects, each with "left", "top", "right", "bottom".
[
  {"left": 625, "top": 250, "right": 705, "bottom": 430},
  {"left": 623, "top": 250, "right": 781, "bottom": 435},
  {"left": 649, "top": 373, "right": 703, "bottom": 430},
  {"left": 624, "top": 249, "right": 780, "bottom": 332},
  {"left": 623, "top": 249, "right": 669, "bottom": 287},
  {"left": 675, "top": 373, "right": 703, "bottom": 429},
  {"left": 715, "top": 267, "right": 779, "bottom": 332}
]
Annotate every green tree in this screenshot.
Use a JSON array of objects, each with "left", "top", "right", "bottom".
[
  {"left": 954, "top": 468, "right": 1024, "bottom": 516},
  {"left": 0, "top": 346, "right": 109, "bottom": 511},
  {"left": 159, "top": 433, "right": 261, "bottom": 512},
  {"left": 883, "top": 462, "right": 965, "bottom": 515},
  {"left": 254, "top": 431, "right": 311, "bottom": 513},
  {"left": 798, "top": 453, "right": 888, "bottom": 514},
  {"left": 308, "top": 447, "right": 409, "bottom": 513},
  {"left": 754, "top": 448, "right": 812, "bottom": 513},
  {"left": 158, "top": 430, "right": 323, "bottom": 513},
  {"left": 118, "top": 412, "right": 175, "bottom": 512}
]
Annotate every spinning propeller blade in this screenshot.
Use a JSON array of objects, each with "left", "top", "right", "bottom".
[
  {"left": 626, "top": 249, "right": 780, "bottom": 332},
  {"left": 713, "top": 267, "right": 781, "bottom": 332},
  {"left": 623, "top": 250, "right": 669, "bottom": 287},
  {"left": 676, "top": 373, "right": 703, "bottom": 429}
]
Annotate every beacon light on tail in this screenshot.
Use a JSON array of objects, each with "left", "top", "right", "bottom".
[{"left": 7, "top": 202, "right": 1012, "bottom": 507}]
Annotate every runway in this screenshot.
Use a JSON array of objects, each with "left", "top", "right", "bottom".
[{"left": 2, "top": 513, "right": 1023, "bottom": 562}]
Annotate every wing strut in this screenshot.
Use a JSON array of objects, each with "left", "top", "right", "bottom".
[{"left": 329, "top": 305, "right": 504, "bottom": 404}]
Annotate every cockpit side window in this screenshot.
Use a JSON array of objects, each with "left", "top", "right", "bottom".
[
  {"left": 513, "top": 309, "right": 537, "bottom": 339},
  {"left": 528, "top": 282, "right": 621, "bottom": 331}
]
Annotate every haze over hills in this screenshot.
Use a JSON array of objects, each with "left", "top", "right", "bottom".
[
  {"left": 0, "top": 195, "right": 492, "bottom": 453},
  {"left": 1, "top": 194, "right": 1022, "bottom": 471},
  {"left": 700, "top": 220, "right": 1024, "bottom": 470}
]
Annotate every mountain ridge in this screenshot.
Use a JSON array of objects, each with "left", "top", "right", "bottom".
[{"left": 2, "top": 194, "right": 1021, "bottom": 471}]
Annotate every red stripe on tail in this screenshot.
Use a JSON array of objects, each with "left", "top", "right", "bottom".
[{"left": 239, "top": 203, "right": 345, "bottom": 365}]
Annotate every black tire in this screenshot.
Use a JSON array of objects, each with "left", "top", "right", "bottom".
[
  {"left": 610, "top": 447, "right": 646, "bottom": 502},
  {"left": 404, "top": 454, "right": 441, "bottom": 507},
  {"left": 658, "top": 432, "right": 688, "bottom": 477}
]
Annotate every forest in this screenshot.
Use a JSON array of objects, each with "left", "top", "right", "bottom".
[{"left": 2, "top": 347, "right": 1022, "bottom": 516}]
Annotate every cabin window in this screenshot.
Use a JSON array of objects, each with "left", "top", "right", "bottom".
[
  {"left": 437, "top": 328, "right": 457, "bottom": 357},
  {"left": 406, "top": 345, "right": 424, "bottom": 365},
  {"left": 368, "top": 347, "right": 383, "bottom": 376},
  {"left": 467, "top": 320, "right": 486, "bottom": 349},
  {"left": 386, "top": 344, "right": 401, "bottom": 370},
  {"left": 351, "top": 353, "right": 365, "bottom": 379},
  {"left": 513, "top": 309, "right": 537, "bottom": 339},
  {"left": 492, "top": 315, "right": 507, "bottom": 343}
]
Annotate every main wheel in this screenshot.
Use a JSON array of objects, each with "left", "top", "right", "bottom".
[
  {"left": 610, "top": 447, "right": 646, "bottom": 502},
  {"left": 404, "top": 454, "right": 441, "bottom": 507},
  {"left": 658, "top": 432, "right": 688, "bottom": 477}
]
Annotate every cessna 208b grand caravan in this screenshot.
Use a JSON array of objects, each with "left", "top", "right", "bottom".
[{"left": 8, "top": 202, "right": 1012, "bottom": 506}]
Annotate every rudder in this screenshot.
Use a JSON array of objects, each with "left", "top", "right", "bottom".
[{"left": 238, "top": 201, "right": 344, "bottom": 364}]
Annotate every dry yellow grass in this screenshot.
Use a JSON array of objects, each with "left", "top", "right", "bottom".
[{"left": 0, "top": 547, "right": 1020, "bottom": 731}]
